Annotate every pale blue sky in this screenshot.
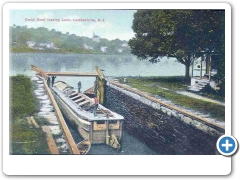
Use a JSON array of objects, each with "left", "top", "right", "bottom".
[{"left": 10, "top": 10, "right": 137, "bottom": 40}]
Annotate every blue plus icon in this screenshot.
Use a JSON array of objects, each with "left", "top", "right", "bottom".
[{"left": 217, "top": 135, "right": 238, "bottom": 156}]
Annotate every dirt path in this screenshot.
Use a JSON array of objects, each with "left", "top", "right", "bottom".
[
  {"left": 176, "top": 91, "right": 225, "bottom": 106},
  {"left": 144, "top": 83, "right": 225, "bottom": 106}
]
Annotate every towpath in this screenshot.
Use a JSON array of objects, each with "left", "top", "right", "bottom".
[
  {"left": 176, "top": 91, "right": 225, "bottom": 106},
  {"left": 138, "top": 83, "right": 225, "bottom": 106}
]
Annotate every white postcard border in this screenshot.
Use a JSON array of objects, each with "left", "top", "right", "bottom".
[{"left": 3, "top": 2, "right": 231, "bottom": 175}]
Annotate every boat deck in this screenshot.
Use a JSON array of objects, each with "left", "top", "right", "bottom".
[{"left": 51, "top": 85, "right": 124, "bottom": 121}]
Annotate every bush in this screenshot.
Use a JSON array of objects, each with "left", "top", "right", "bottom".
[
  {"left": 10, "top": 75, "right": 50, "bottom": 154},
  {"left": 217, "top": 80, "right": 225, "bottom": 97},
  {"left": 202, "top": 84, "right": 216, "bottom": 95},
  {"left": 10, "top": 75, "right": 36, "bottom": 119}
]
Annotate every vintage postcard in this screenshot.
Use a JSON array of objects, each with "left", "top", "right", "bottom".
[{"left": 3, "top": 2, "right": 233, "bottom": 175}]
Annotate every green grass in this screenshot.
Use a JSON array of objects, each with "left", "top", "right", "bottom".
[
  {"left": 123, "top": 76, "right": 187, "bottom": 91},
  {"left": 10, "top": 75, "right": 36, "bottom": 119},
  {"left": 200, "top": 91, "right": 225, "bottom": 102},
  {"left": 145, "top": 76, "right": 186, "bottom": 90},
  {"left": 10, "top": 75, "right": 50, "bottom": 154},
  {"left": 126, "top": 76, "right": 225, "bottom": 122},
  {"left": 10, "top": 120, "right": 50, "bottom": 154}
]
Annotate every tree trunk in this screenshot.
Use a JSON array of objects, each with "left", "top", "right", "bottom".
[{"left": 185, "top": 57, "right": 191, "bottom": 84}]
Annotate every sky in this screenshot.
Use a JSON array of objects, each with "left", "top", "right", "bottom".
[{"left": 10, "top": 9, "right": 137, "bottom": 41}]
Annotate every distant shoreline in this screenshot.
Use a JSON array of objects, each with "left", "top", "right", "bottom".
[
  {"left": 10, "top": 50, "right": 133, "bottom": 56},
  {"left": 9, "top": 48, "right": 133, "bottom": 55}
]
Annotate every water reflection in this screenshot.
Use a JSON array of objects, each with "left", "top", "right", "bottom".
[
  {"left": 10, "top": 53, "right": 185, "bottom": 77},
  {"left": 10, "top": 53, "right": 185, "bottom": 91}
]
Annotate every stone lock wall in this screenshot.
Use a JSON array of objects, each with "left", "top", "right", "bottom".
[{"left": 104, "top": 82, "right": 222, "bottom": 155}]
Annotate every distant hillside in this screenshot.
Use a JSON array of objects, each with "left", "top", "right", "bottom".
[{"left": 9, "top": 25, "right": 131, "bottom": 54}]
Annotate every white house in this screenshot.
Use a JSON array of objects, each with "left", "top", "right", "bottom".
[
  {"left": 38, "top": 42, "right": 54, "bottom": 49},
  {"left": 121, "top": 43, "right": 128, "bottom": 47},
  {"left": 83, "top": 43, "right": 93, "bottom": 50},
  {"left": 46, "top": 42, "right": 54, "bottom": 48},
  {"left": 26, "top": 41, "right": 35, "bottom": 48},
  {"left": 101, "top": 46, "right": 108, "bottom": 52}
]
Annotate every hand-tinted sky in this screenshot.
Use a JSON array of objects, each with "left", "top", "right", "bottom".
[{"left": 10, "top": 10, "right": 136, "bottom": 40}]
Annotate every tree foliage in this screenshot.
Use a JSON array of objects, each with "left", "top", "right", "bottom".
[
  {"left": 9, "top": 26, "right": 131, "bottom": 54},
  {"left": 129, "top": 10, "right": 225, "bottom": 82}
]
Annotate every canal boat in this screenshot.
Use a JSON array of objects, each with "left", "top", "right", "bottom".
[
  {"left": 77, "top": 139, "right": 91, "bottom": 154},
  {"left": 51, "top": 81, "right": 124, "bottom": 150}
]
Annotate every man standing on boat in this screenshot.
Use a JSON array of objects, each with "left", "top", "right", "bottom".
[
  {"left": 51, "top": 76, "right": 56, "bottom": 87},
  {"left": 78, "top": 81, "right": 82, "bottom": 93},
  {"left": 47, "top": 77, "right": 51, "bottom": 87},
  {"left": 93, "top": 95, "right": 99, "bottom": 117}
]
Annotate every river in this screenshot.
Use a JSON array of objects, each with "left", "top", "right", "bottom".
[{"left": 10, "top": 53, "right": 185, "bottom": 91}]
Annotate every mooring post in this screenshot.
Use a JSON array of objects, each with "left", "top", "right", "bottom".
[
  {"left": 95, "top": 66, "right": 105, "bottom": 104},
  {"left": 106, "top": 121, "right": 110, "bottom": 145}
]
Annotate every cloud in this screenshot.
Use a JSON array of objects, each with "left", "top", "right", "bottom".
[
  {"left": 12, "top": 11, "right": 135, "bottom": 40},
  {"left": 37, "top": 13, "right": 54, "bottom": 19}
]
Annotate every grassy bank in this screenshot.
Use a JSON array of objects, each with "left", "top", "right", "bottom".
[
  {"left": 124, "top": 76, "right": 225, "bottom": 122},
  {"left": 10, "top": 75, "right": 50, "bottom": 154},
  {"left": 10, "top": 45, "right": 94, "bottom": 54}
]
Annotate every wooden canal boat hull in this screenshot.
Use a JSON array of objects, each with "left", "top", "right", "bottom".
[
  {"left": 53, "top": 94, "right": 92, "bottom": 140},
  {"left": 51, "top": 82, "right": 124, "bottom": 147}
]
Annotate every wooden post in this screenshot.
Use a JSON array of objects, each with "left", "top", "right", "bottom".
[
  {"left": 205, "top": 54, "right": 211, "bottom": 80},
  {"left": 119, "top": 121, "right": 123, "bottom": 140},
  {"left": 205, "top": 55, "right": 209, "bottom": 75},
  {"left": 89, "top": 122, "right": 93, "bottom": 143},
  {"left": 94, "top": 78, "right": 97, "bottom": 96},
  {"left": 208, "top": 55, "right": 211, "bottom": 81},
  {"left": 192, "top": 59, "right": 194, "bottom": 77},
  {"left": 95, "top": 66, "right": 105, "bottom": 104},
  {"left": 100, "top": 79, "right": 104, "bottom": 104},
  {"left": 106, "top": 121, "right": 109, "bottom": 145}
]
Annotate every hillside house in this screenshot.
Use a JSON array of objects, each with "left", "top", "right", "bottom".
[
  {"left": 26, "top": 41, "right": 35, "bottom": 48},
  {"left": 100, "top": 46, "right": 108, "bottom": 52},
  {"left": 83, "top": 43, "right": 93, "bottom": 50}
]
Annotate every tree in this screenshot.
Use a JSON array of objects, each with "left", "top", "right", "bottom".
[{"left": 129, "top": 10, "right": 225, "bottom": 82}]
